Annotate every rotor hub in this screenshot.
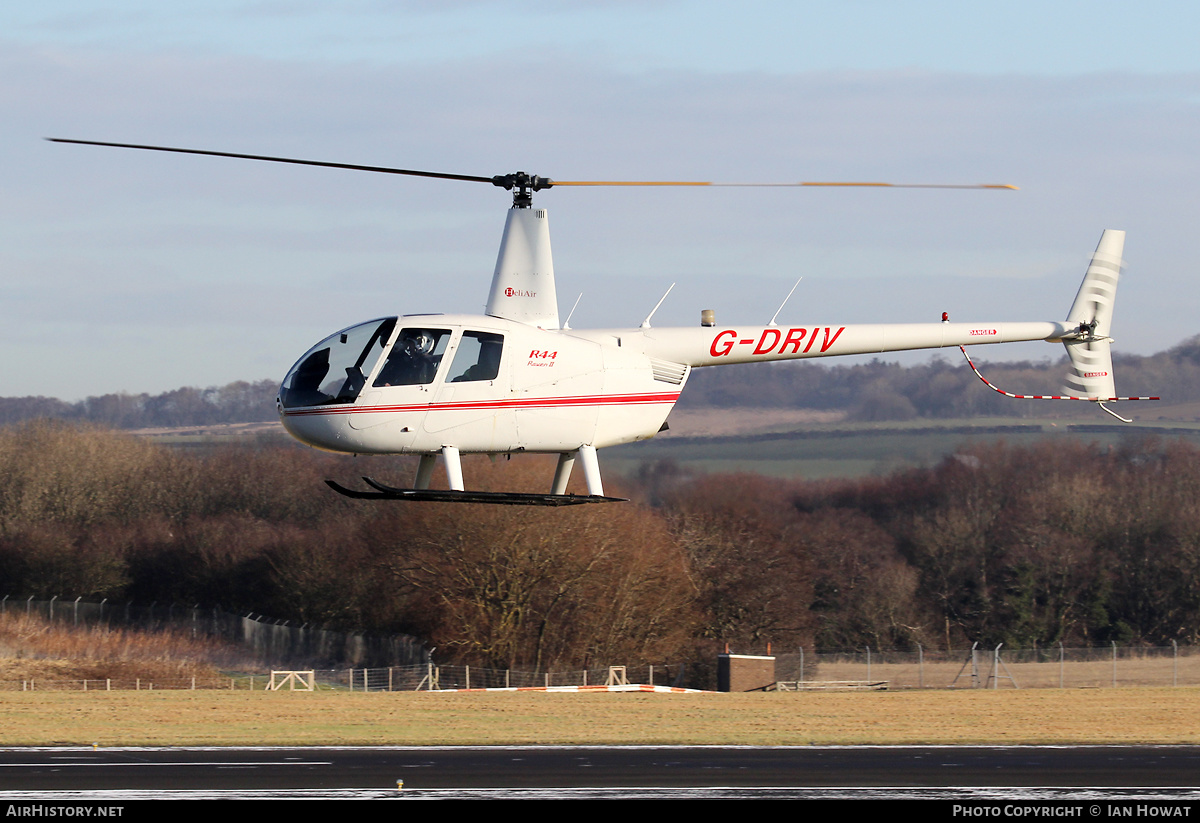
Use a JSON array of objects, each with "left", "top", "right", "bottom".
[{"left": 491, "top": 171, "right": 554, "bottom": 208}]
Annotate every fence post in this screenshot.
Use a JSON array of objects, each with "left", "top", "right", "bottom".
[
  {"left": 918, "top": 644, "right": 923, "bottom": 689},
  {"left": 1112, "top": 641, "right": 1117, "bottom": 688},
  {"left": 1173, "top": 640, "right": 1179, "bottom": 687}
]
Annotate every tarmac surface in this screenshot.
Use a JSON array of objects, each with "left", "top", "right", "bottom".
[{"left": 2, "top": 745, "right": 1200, "bottom": 799}]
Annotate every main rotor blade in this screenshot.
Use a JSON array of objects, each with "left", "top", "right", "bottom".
[
  {"left": 47, "top": 138, "right": 495, "bottom": 185},
  {"left": 48, "top": 140, "right": 1018, "bottom": 191},
  {"left": 550, "top": 180, "right": 1018, "bottom": 190}
]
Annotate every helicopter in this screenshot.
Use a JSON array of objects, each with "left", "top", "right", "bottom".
[{"left": 51, "top": 139, "right": 1158, "bottom": 505}]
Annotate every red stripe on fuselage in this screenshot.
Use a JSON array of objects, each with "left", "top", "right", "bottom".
[{"left": 282, "top": 391, "right": 682, "bottom": 417}]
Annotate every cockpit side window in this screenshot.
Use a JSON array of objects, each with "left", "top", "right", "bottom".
[
  {"left": 447, "top": 331, "right": 504, "bottom": 383},
  {"left": 372, "top": 328, "right": 451, "bottom": 387}
]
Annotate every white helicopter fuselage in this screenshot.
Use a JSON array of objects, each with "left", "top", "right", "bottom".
[
  {"left": 278, "top": 312, "right": 1073, "bottom": 456},
  {"left": 274, "top": 207, "right": 1131, "bottom": 502}
]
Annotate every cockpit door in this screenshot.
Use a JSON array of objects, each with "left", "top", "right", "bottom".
[{"left": 348, "top": 326, "right": 451, "bottom": 432}]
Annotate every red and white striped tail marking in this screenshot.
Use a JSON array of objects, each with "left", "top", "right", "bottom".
[{"left": 959, "top": 346, "right": 1157, "bottom": 423}]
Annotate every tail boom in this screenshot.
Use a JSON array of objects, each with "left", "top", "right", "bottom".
[{"left": 622, "top": 321, "right": 1073, "bottom": 368}]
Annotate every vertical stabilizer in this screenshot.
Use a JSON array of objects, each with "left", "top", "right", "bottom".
[
  {"left": 485, "top": 207, "right": 560, "bottom": 328},
  {"left": 1062, "top": 230, "right": 1123, "bottom": 398}
]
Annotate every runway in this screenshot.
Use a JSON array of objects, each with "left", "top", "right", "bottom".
[{"left": 2, "top": 745, "right": 1200, "bottom": 799}]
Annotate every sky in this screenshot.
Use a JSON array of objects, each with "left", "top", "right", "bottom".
[{"left": 3, "top": 1, "right": 1199, "bottom": 400}]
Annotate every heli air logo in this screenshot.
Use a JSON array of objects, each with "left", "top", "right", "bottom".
[{"left": 504, "top": 287, "right": 537, "bottom": 298}]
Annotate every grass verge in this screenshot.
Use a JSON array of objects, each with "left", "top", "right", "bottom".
[{"left": 2, "top": 688, "right": 1198, "bottom": 747}]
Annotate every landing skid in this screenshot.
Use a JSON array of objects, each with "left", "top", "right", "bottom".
[{"left": 326, "top": 478, "right": 626, "bottom": 506}]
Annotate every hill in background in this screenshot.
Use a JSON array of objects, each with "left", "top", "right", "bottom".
[{"left": 2, "top": 335, "right": 1198, "bottom": 432}]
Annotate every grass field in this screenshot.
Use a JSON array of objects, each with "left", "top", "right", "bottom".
[
  {"left": 2, "top": 688, "right": 1199, "bottom": 747},
  {"left": 604, "top": 414, "right": 1200, "bottom": 479},
  {"left": 128, "top": 414, "right": 1200, "bottom": 480},
  {"left": 13, "top": 416, "right": 1200, "bottom": 750}
]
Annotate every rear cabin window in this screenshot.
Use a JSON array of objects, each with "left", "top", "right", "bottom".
[{"left": 446, "top": 332, "right": 504, "bottom": 383}]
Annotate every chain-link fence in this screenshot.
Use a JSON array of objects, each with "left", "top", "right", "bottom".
[
  {"left": 0, "top": 663, "right": 693, "bottom": 692},
  {"left": 8, "top": 596, "right": 1200, "bottom": 691},
  {"left": 772, "top": 643, "right": 1200, "bottom": 689},
  {"left": 1, "top": 596, "right": 428, "bottom": 668},
  {"left": 385, "top": 662, "right": 692, "bottom": 691},
  {"left": 12, "top": 647, "right": 1198, "bottom": 692}
]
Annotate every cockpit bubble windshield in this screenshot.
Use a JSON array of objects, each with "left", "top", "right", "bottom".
[{"left": 280, "top": 317, "right": 397, "bottom": 408}]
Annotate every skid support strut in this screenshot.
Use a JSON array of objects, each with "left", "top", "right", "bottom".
[{"left": 552, "top": 452, "right": 576, "bottom": 495}]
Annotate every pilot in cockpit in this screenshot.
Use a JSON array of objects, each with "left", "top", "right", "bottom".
[{"left": 374, "top": 331, "right": 439, "bottom": 386}]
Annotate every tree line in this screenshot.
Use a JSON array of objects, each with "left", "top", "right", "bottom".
[
  {"left": 2, "top": 420, "right": 1198, "bottom": 674},
  {"left": 2, "top": 333, "right": 1198, "bottom": 429},
  {"left": 678, "top": 333, "right": 1200, "bottom": 420},
  {"left": 0, "top": 380, "right": 279, "bottom": 429}
]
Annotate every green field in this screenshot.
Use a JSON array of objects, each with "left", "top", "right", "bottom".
[{"left": 605, "top": 417, "right": 1200, "bottom": 480}]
